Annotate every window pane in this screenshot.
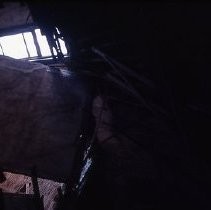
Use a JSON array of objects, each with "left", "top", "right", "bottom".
[
  {"left": 0, "top": 43, "right": 3, "bottom": 55},
  {"left": 23, "top": 32, "right": 38, "bottom": 57},
  {"left": 0, "top": 34, "right": 28, "bottom": 59},
  {"left": 35, "top": 29, "right": 51, "bottom": 57},
  {"left": 53, "top": 47, "right": 57, "bottom": 56},
  {"left": 58, "top": 38, "right": 67, "bottom": 55}
]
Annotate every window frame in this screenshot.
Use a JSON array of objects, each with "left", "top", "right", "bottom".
[{"left": 0, "top": 24, "right": 68, "bottom": 61}]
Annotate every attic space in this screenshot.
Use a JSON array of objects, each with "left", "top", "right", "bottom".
[{"left": 0, "top": 1, "right": 211, "bottom": 210}]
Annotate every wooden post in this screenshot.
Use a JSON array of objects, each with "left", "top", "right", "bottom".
[
  {"left": 31, "top": 30, "right": 42, "bottom": 57},
  {"left": 31, "top": 166, "right": 44, "bottom": 210}
]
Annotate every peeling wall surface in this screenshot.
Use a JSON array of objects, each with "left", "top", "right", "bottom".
[{"left": 0, "top": 2, "right": 33, "bottom": 29}]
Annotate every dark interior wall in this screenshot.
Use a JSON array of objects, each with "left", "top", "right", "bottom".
[
  {"left": 28, "top": 0, "right": 211, "bottom": 180},
  {"left": 0, "top": 2, "right": 33, "bottom": 29},
  {"left": 19, "top": 2, "right": 211, "bottom": 209}
]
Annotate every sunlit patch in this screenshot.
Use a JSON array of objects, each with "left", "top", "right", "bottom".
[{"left": 60, "top": 68, "right": 71, "bottom": 77}]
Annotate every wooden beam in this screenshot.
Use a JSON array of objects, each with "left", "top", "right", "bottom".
[
  {"left": 31, "top": 30, "right": 42, "bottom": 57},
  {"left": 22, "top": 33, "right": 30, "bottom": 58},
  {"left": 0, "top": 23, "right": 36, "bottom": 37}
]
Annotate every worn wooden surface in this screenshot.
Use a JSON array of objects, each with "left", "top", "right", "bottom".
[{"left": 0, "top": 172, "right": 62, "bottom": 210}]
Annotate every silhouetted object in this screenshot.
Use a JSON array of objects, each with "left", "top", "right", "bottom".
[{"left": 0, "top": 170, "right": 6, "bottom": 183}]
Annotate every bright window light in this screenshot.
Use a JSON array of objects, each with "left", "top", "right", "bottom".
[
  {"left": 0, "top": 27, "right": 68, "bottom": 60},
  {"left": 53, "top": 47, "right": 57, "bottom": 56},
  {"left": 35, "top": 29, "right": 52, "bottom": 57},
  {"left": 0, "top": 45, "right": 3, "bottom": 55},
  {"left": 0, "top": 34, "right": 28, "bottom": 59},
  {"left": 55, "top": 27, "right": 61, "bottom": 35},
  {"left": 23, "top": 32, "right": 38, "bottom": 57},
  {"left": 58, "top": 38, "right": 67, "bottom": 55}
]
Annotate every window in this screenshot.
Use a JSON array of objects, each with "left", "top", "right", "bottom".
[
  {"left": 0, "top": 34, "right": 29, "bottom": 59},
  {"left": 0, "top": 27, "right": 68, "bottom": 60},
  {"left": 23, "top": 32, "right": 37, "bottom": 57},
  {"left": 34, "top": 29, "right": 51, "bottom": 57}
]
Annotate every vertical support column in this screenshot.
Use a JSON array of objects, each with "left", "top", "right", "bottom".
[
  {"left": 31, "top": 166, "right": 44, "bottom": 210},
  {"left": 31, "top": 30, "right": 42, "bottom": 57}
]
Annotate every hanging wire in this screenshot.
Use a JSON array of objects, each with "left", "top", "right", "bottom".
[
  {"left": 91, "top": 47, "right": 169, "bottom": 117},
  {"left": 92, "top": 47, "right": 155, "bottom": 89}
]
